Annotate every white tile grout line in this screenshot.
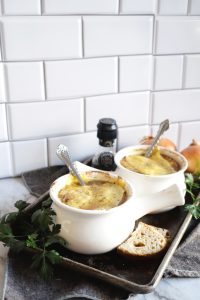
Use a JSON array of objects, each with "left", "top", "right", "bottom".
[
  {"left": 0, "top": 22, "right": 6, "bottom": 62},
  {"left": 177, "top": 122, "right": 182, "bottom": 151},
  {"left": 83, "top": 97, "right": 86, "bottom": 132},
  {"left": 117, "top": 0, "right": 121, "bottom": 15},
  {"left": 151, "top": 55, "right": 156, "bottom": 91},
  {"left": 149, "top": 92, "right": 154, "bottom": 135},
  {"left": 117, "top": 56, "right": 120, "bottom": 93},
  {"left": 156, "top": 0, "right": 160, "bottom": 15},
  {"left": 182, "top": 55, "right": 186, "bottom": 89},
  {"left": 0, "top": 63, "right": 7, "bottom": 101},
  {"left": 44, "top": 137, "right": 49, "bottom": 167},
  {"left": 3, "top": 12, "right": 200, "bottom": 17},
  {"left": 81, "top": 16, "right": 84, "bottom": 58},
  {"left": 1, "top": 86, "right": 200, "bottom": 105},
  {"left": 1, "top": 52, "right": 200, "bottom": 63},
  {"left": 1, "top": 119, "right": 200, "bottom": 145},
  {"left": 0, "top": 0, "right": 4, "bottom": 15},
  {"left": 187, "top": 0, "right": 191, "bottom": 15},
  {"left": 0, "top": 120, "right": 200, "bottom": 144},
  {"left": 6, "top": 125, "right": 15, "bottom": 176},
  {"left": 152, "top": 15, "right": 158, "bottom": 55},
  {"left": 0, "top": 13, "right": 158, "bottom": 17},
  {"left": 42, "top": 61, "right": 47, "bottom": 100},
  {"left": 4, "top": 102, "right": 11, "bottom": 141},
  {"left": 46, "top": 137, "right": 50, "bottom": 166},
  {"left": 40, "top": 0, "right": 44, "bottom": 15},
  {"left": 2, "top": 66, "right": 11, "bottom": 142}
]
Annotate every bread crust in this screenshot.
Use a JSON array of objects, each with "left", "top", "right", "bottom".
[{"left": 117, "top": 222, "right": 171, "bottom": 260}]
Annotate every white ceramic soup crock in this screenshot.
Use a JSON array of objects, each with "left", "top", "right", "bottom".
[
  {"left": 114, "top": 145, "right": 188, "bottom": 206},
  {"left": 50, "top": 162, "right": 185, "bottom": 255}
]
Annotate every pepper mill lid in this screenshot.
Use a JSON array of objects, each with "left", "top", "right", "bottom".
[{"left": 97, "top": 118, "right": 117, "bottom": 140}]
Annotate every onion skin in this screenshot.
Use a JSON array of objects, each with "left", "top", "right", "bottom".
[
  {"left": 181, "top": 140, "right": 200, "bottom": 174},
  {"left": 140, "top": 136, "right": 177, "bottom": 151}
]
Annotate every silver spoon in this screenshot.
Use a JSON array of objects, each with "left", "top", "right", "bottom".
[
  {"left": 145, "top": 119, "right": 169, "bottom": 158},
  {"left": 56, "top": 144, "right": 85, "bottom": 186}
]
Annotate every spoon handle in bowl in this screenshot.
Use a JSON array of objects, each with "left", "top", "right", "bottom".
[{"left": 145, "top": 119, "right": 169, "bottom": 158}]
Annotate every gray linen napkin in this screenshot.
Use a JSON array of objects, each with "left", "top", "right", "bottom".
[{"left": 18, "top": 166, "right": 200, "bottom": 298}]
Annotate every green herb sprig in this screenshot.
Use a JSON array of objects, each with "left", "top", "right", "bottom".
[
  {"left": 185, "top": 173, "right": 200, "bottom": 219},
  {"left": 0, "top": 198, "right": 66, "bottom": 280}
]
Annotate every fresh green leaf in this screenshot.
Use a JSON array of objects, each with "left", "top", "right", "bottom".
[
  {"left": 0, "top": 223, "right": 13, "bottom": 236},
  {"left": 194, "top": 197, "right": 200, "bottom": 203},
  {"left": 45, "top": 250, "right": 62, "bottom": 265},
  {"left": 51, "top": 224, "right": 61, "bottom": 235},
  {"left": 32, "top": 252, "right": 53, "bottom": 280},
  {"left": 15, "top": 200, "right": 29, "bottom": 212},
  {"left": 31, "top": 253, "right": 43, "bottom": 269},
  {"left": 185, "top": 204, "right": 200, "bottom": 219},
  {"left": 185, "top": 173, "right": 200, "bottom": 219},
  {"left": 185, "top": 173, "right": 194, "bottom": 186},
  {"left": 0, "top": 198, "right": 66, "bottom": 280},
  {"left": 42, "top": 198, "right": 53, "bottom": 208},
  {"left": 0, "top": 212, "right": 18, "bottom": 224},
  {"left": 40, "top": 257, "right": 53, "bottom": 280},
  {"left": 45, "top": 236, "right": 66, "bottom": 248},
  {"left": 26, "top": 234, "right": 38, "bottom": 248},
  {"left": 31, "top": 208, "right": 56, "bottom": 230}
]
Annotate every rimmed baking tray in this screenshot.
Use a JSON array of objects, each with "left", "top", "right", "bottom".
[{"left": 20, "top": 188, "right": 193, "bottom": 294}]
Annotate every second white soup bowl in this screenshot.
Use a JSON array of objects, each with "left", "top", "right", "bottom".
[{"left": 114, "top": 145, "right": 188, "bottom": 212}]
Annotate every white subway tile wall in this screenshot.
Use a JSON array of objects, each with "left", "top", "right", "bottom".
[
  {"left": 0, "top": 0, "right": 200, "bottom": 177},
  {"left": 4, "top": 62, "right": 45, "bottom": 101},
  {"left": 152, "top": 90, "right": 200, "bottom": 123},
  {"left": 189, "top": 0, "right": 200, "bottom": 15},
  {"left": 154, "top": 56, "right": 183, "bottom": 90},
  {"left": 45, "top": 58, "right": 117, "bottom": 99},
  {"left": 0, "top": 104, "right": 7, "bottom": 141},
  {"left": 2, "top": 0, "right": 41, "bottom": 15},
  {"left": 0, "top": 38, "right": 2, "bottom": 60},
  {"left": 86, "top": 92, "right": 150, "bottom": 131},
  {"left": 48, "top": 131, "right": 97, "bottom": 166},
  {"left": 83, "top": 16, "right": 153, "bottom": 57},
  {"left": 184, "top": 55, "right": 200, "bottom": 88},
  {"left": 179, "top": 121, "right": 200, "bottom": 149},
  {"left": 43, "top": 0, "right": 119, "bottom": 14},
  {"left": 119, "top": 55, "right": 152, "bottom": 92},
  {"left": 1, "top": 17, "right": 82, "bottom": 61},
  {"left": 158, "top": 0, "right": 188, "bottom": 15},
  {"left": 0, "top": 142, "right": 12, "bottom": 178},
  {"left": 11, "top": 139, "right": 48, "bottom": 175},
  {"left": 155, "top": 17, "right": 200, "bottom": 54},
  {"left": 7, "top": 100, "right": 84, "bottom": 140},
  {"left": 118, "top": 125, "right": 150, "bottom": 149},
  {"left": 120, "top": 0, "right": 157, "bottom": 14},
  {"left": 0, "top": 63, "right": 6, "bottom": 101}
]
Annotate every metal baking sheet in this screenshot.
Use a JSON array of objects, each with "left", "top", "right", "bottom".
[{"left": 21, "top": 189, "right": 192, "bottom": 294}]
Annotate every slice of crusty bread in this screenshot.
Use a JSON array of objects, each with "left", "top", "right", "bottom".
[{"left": 117, "top": 222, "right": 170, "bottom": 258}]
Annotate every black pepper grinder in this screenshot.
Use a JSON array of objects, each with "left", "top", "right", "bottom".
[{"left": 91, "top": 118, "right": 118, "bottom": 171}]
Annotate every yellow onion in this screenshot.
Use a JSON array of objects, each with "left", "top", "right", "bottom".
[
  {"left": 140, "top": 135, "right": 177, "bottom": 151},
  {"left": 181, "top": 140, "right": 200, "bottom": 174}
]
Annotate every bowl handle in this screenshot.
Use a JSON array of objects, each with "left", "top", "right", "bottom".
[{"left": 132, "top": 184, "right": 185, "bottom": 220}]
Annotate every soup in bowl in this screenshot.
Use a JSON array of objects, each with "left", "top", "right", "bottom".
[
  {"left": 120, "top": 147, "right": 180, "bottom": 176},
  {"left": 115, "top": 145, "right": 188, "bottom": 212},
  {"left": 50, "top": 162, "right": 185, "bottom": 254},
  {"left": 58, "top": 171, "right": 128, "bottom": 210}
]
